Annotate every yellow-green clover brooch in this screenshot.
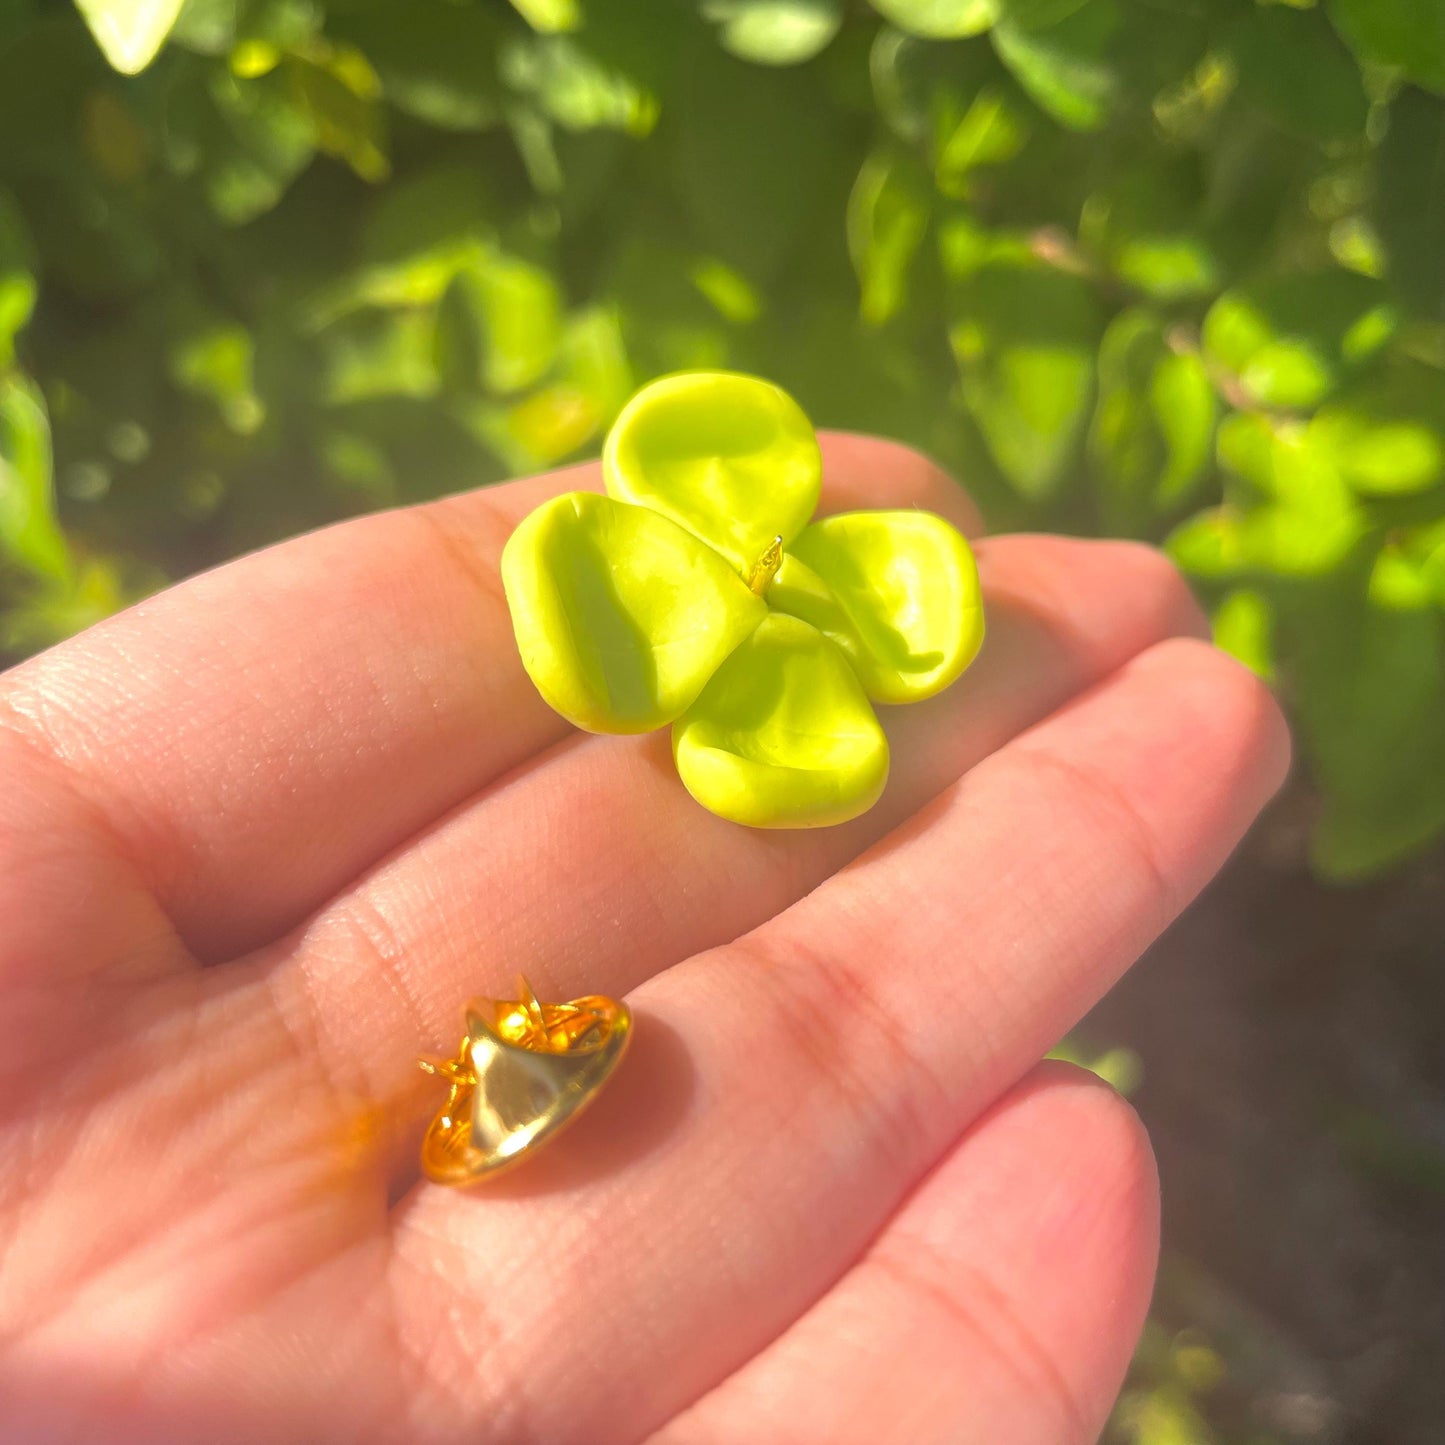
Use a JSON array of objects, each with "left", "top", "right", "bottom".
[{"left": 501, "top": 371, "right": 984, "bottom": 828}]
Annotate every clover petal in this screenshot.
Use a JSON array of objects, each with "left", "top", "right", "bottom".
[
  {"left": 501, "top": 491, "right": 767, "bottom": 735},
  {"left": 603, "top": 371, "right": 823, "bottom": 574},
  {"left": 672, "top": 613, "right": 889, "bottom": 828},
  {"left": 770, "top": 510, "right": 984, "bottom": 704}
]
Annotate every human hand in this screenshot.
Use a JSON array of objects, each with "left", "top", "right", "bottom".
[{"left": 0, "top": 437, "right": 1288, "bottom": 1444}]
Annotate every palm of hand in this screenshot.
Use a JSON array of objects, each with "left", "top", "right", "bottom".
[{"left": 0, "top": 436, "right": 1287, "bottom": 1445}]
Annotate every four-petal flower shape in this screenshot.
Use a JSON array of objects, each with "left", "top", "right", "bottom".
[{"left": 501, "top": 371, "right": 984, "bottom": 827}]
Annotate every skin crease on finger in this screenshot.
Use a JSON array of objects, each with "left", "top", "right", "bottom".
[{"left": 0, "top": 447, "right": 1277, "bottom": 1445}]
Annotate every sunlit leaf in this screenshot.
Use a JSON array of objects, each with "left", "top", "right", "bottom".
[
  {"left": 286, "top": 45, "right": 389, "bottom": 183},
  {"left": 508, "top": 0, "right": 581, "bottom": 34},
  {"left": 948, "top": 237, "right": 1102, "bottom": 500},
  {"left": 868, "top": 0, "right": 998, "bottom": 40},
  {"left": 1217, "top": 411, "right": 1367, "bottom": 575},
  {"left": 991, "top": 0, "right": 1204, "bottom": 133},
  {"left": 170, "top": 319, "right": 266, "bottom": 432},
  {"left": 1309, "top": 365, "right": 1445, "bottom": 497},
  {"left": 435, "top": 245, "right": 563, "bottom": 397},
  {"left": 673, "top": 612, "right": 889, "bottom": 827},
  {"left": 500, "top": 33, "right": 657, "bottom": 135},
  {"left": 320, "top": 308, "right": 438, "bottom": 405},
  {"left": 0, "top": 372, "right": 70, "bottom": 584},
  {"left": 1080, "top": 163, "right": 1221, "bottom": 301},
  {"left": 493, "top": 305, "right": 633, "bottom": 468},
  {"left": 0, "top": 188, "right": 37, "bottom": 368},
  {"left": 1212, "top": 587, "right": 1274, "bottom": 680},
  {"left": 703, "top": 0, "right": 843, "bottom": 66},
  {"left": 935, "top": 84, "right": 1028, "bottom": 193},
  {"left": 847, "top": 149, "right": 931, "bottom": 326},
  {"left": 73, "top": 0, "right": 186, "bottom": 74},
  {"left": 0, "top": 555, "right": 133, "bottom": 655},
  {"left": 1203, "top": 270, "right": 1397, "bottom": 410}
]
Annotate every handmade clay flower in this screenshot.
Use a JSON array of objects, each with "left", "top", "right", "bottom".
[{"left": 501, "top": 371, "right": 984, "bottom": 828}]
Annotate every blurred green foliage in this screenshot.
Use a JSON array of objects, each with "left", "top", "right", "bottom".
[{"left": 2, "top": 0, "right": 1445, "bottom": 879}]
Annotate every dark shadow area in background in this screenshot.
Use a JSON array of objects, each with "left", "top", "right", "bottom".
[{"left": 1086, "top": 788, "right": 1445, "bottom": 1445}]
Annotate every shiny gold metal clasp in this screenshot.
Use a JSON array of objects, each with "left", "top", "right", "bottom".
[{"left": 418, "top": 976, "right": 632, "bottom": 1184}]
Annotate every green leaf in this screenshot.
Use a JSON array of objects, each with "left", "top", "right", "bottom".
[
  {"left": 673, "top": 48, "right": 844, "bottom": 281},
  {"left": 991, "top": 0, "right": 1205, "bottom": 134},
  {"left": 170, "top": 318, "right": 266, "bottom": 432},
  {"left": 286, "top": 46, "right": 389, "bottom": 184},
  {"left": 329, "top": 0, "right": 505, "bottom": 132},
  {"left": 500, "top": 34, "right": 657, "bottom": 135},
  {"left": 500, "top": 490, "right": 768, "bottom": 734},
  {"left": 0, "top": 188, "right": 37, "bottom": 368},
  {"left": 1328, "top": 0, "right": 1445, "bottom": 96},
  {"left": 1217, "top": 410, "right": 1368, "bottom": 575},
  {"left": 948, "top": 239, "right": 1102, "bottom": 500},
  {"left": 175, "top": 65, "right": 316, "bottom": 225},
  {"left": 1309, "top": 363, "right": 1445, "bottom": 497},
  {"left": 1079, "top": 163, "right": 1221, "bottom": 301},
  {"left": 1212, "top": 587, "right": 1274, "bottom": 680},
  {"left": 0, "top": 372, "right": 70, "bottom": 584},
  {"left": 1293, "top": 572, "right": 1445, "bottom": 879},
  {"left": 1166, "top": 505, "right": 1246, "bottom": 583},
  {"left": 847, "top": 149, "right": 932, "bottom": 326},
  {"left": 935, "top": 84, "right": 1028, "bottom": 193},
  {"left": 488, "top": 304, "right": 633, "bottom": 469},
  {"left": 320, "top": 308, "right": 438, "bottom": 405},
  {"left": 703, "top": 0, "right": 843, "bottom": 66},
  {"left": 1202, "top": 270, "right": 1398, "bottom": 410},
  {"left": 870, "top": 26, "right": 995, "bottom": 147},
  {"left": 868, "top": 0, "right": 998, "bottom": 40},
  {"left": 73, "top": 0, "right": 186, "bottom": 74},
  {"left": 771, "top": 509, "right": 985, "bottom": 702},
  {"left": 0, "top": 556, "right": 132, "bottom": 655},
  {"left": 1222, "top": 4, "right": 1367, "bottom": 144},
  {"left": 1088, "top": 309, "right": 1216, "bottom": 534},
  {"left": 991, "top": 1, "right": 1116, "bottom": 131},
  {"left": 435, "top": 245, "right": 563, "bottom": 397},
  {"left": 603, "top": 371, "right": 822, "bottom": 572},
  {"left": 508, "top": 0, "right": 581, "bottom": 34},
  {"left": 673, "top": 612, "right": 890, "bottom": 827},
  {"left": 1372, "top": 87, "right": 1445, "bottom": 323}
]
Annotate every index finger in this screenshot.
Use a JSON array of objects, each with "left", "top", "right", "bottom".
[{"left": 0, "top": 437, "right": 978, "bottom": 964}]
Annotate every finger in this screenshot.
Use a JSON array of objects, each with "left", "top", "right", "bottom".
[
  {"left": 653, "top": 1064, "right": 1159, "bottom": 1445},
  {"left": 387, "top": 638, "right": 1288, "bottom": 1442},
  {"left": 0, "top": 435, "right": 972, "bottom": 967},
  {"left": 262, "top": 537, "right": 1206, "bottom": 1135}
]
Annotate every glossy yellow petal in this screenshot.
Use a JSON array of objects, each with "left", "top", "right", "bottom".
[
  {"left": 602, "top": 370, "right": 822, "bottom": 574},
  {"left": 501, "top": 491, "right": 767, "bottom": 734},
  {"left": 673, "top": 613, "right": 889, "bottom": 828},
  {"left": 771, "top": 509, "right": 984, "bottom": 703}
]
